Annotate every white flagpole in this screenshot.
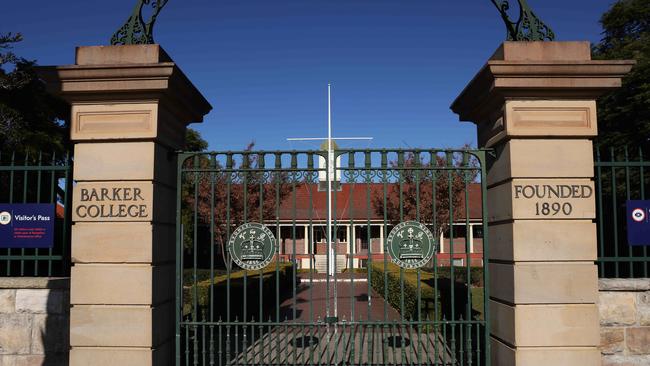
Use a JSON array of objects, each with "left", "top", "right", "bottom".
[
  {"left": 327, "top": 83, "right": 334, "bottom": 278},
  {"left": 286, "top": 84, "right": 373, "bottom": 323}
]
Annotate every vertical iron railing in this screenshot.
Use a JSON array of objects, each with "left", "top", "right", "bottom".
[
  {"left": 176, "top": 148, "right": 489, "bottom": 365},
  {"left": 595, "top": 145, "right": 650, "bottom": 278},
  {"left": 0, "top": 151, "right": 73, "bottom": 277}
]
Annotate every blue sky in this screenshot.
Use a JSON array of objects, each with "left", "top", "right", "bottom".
[{"left": 3, "top": 0, "right": 614, "bottom": 151}]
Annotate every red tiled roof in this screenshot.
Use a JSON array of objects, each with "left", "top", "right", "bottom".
[{"left": 277, "top": 183, "right": 482, "bottom": 221}]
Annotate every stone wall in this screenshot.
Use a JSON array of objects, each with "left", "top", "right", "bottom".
[
  {"left": 0, "top": 278, "right": 69, "bottom": 366},
  {"left": 599, "top": 279, "right": 650, "bottom": 366}
]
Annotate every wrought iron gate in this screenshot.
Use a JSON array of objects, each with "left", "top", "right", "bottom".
[{"left": 176, "top": 148, "right": 489, "bottom": 366}]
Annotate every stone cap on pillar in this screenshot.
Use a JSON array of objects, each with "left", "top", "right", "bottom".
[
  {"left": 450, "top": 42, "right": 634, "bottom": 147},
  {"left": 38, "top": 45, "right": 212, "bottom": 148}
]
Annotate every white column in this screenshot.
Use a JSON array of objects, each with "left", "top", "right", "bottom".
[
  {"left": 379, "top": 225, "right": 384, "bottom": 253},
  {"left": 304, "top": 225, "right": 309, "bottom": 254},
  {"left": 469, "top": 224, "right": 474, "bottom": 254},
  {"left": 346, "top": 224, "right": 351, "bottom": 254}
]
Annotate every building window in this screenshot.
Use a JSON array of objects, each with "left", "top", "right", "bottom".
[
  {"left": 280, "top": 226, "right": 304, "bottom": 240},
  {"left": 335, "top": 226, "right": 347, "bottom": 242},
  {"left": 314, "top": 226, "right": 326, "bottom": 242},
  {"left": 452, "top": 258, "right": 464, "bottom": 267},
  {"left": 452, "top": 225, "right": 467, "bottom": 239},
  {"left": 472, "top": 225, "right": 484, "bottom": 239},
  {"left": 314, "top": 226, "right": 346, "bottom": 242}
]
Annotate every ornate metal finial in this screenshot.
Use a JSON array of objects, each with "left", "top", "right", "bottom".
[
  {"left": 490, "top": 0, "right": 555, "bottom": 41},
  {"left": 110, "top": 0, "right": 169, "bottom": 45}
]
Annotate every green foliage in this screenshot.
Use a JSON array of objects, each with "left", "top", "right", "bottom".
[
  {"left": 184, "top": 128, "right": 208, "bottom": 151},
  {"left": 185, "top": 263, "right": 294, "bottom": 320},
  {"left": 182, "top": 268, "right": 228, "bottom": 286},
  {"left": 0, "top": 33, "right": 69, "bottom": 156},
  {"left": 471, "top": 287, "right": 485, "bottom": 320},
  {"left": 341, "top": 268, "right": 367, "bottom": 273},
  {"left": 593, "top": 0, "right": 650, "bottom": 147},
  {"left": 425, "top": 266, "right": 484, "bottom": 287},
  {"left": 369, "top": 262, "right": 439, "bottom": 320},
  {"left": 369, "top": 262, "right": 479, "bottom": 321}
]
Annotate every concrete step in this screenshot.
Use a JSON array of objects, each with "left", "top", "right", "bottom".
[{"left": 313, "top": 255, "right": 347, "bottom": 273}]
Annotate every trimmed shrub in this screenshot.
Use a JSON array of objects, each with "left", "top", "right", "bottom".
[
  {"left": 185, "top": 263, "right": 294, "bottom": 320},
  {"left": 425, "top": 266, "right": 484, "bottom": 287},
  {"left": 369, "top": 262, "right": 439, "bottom": 320},
  {"left": 341, "top": 268, "right": 368, "bottom": 274},
  {"left": 370, "top": 262, "right": 470, "bottom": 321},
  {"left": 182, "top": 268, "right": 228, "bottom": 286}
]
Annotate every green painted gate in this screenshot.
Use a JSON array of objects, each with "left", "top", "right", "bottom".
[{"left": 176, "top": 148, "right": 490, "bottom": 365}]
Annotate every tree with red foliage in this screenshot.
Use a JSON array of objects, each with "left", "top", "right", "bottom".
[
  {"left": 183, "top": 144, "right": 291, "bottom": 268},
  {"left": 373, "top": 150, "right": 478, "bottom": 237}
]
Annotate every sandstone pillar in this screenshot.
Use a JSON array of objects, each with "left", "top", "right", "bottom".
[
  {"left": 451, "top": 42, "right": 634, "bottom": 366},
  {"left": 40, "top": 45, "right": 211, "bottom": 366}
]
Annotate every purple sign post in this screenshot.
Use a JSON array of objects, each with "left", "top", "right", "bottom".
[{"left": 0, "top": 204, "right": 55, "bottom": 249}]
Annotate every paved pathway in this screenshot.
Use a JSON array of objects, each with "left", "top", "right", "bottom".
[
  {"left": 279, "top": 274, "right": 402, "bottom": 322},
  {"left": 238, "top": 276, "right": 452, "bottom": 365},
  {"left": 220, "top": 274, "right": 454, "bottom": 365}
]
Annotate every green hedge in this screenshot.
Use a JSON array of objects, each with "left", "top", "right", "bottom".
[
  {"left": 182, "top": 269, "right": 228, "bottom": 287},
  {"left": 369, "top": 262, "right": 439, "bottom": 320},
  {"left": 369, "top": 262, "right": 471, "bottom": 321},
  {"left": 185, "top": 263, "right": 294, "bottom": 320},
  {"left": 341, "top": 268, "right": 368, "bottom": 274},
  {"left": 426, "top": 266, "right": 484, "bottom": 287}
]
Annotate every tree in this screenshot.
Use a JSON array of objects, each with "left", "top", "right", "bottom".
[
  {"left": 593, "top": 0, "right": 650, "bottom": 148},
  {"left": 0, "top": 33, "right": 69, "bottom": 156},
  {"left": 185, "top": 127, "right": 208, "bottom": 151},
  {"left": 182, "top": 143, "right": 292, "bottom": 269},
  {"left": 373, "top": 150, "right": 478, "bottom": 237}
]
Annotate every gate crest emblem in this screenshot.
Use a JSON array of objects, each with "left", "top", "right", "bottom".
[
  {"left": 228, "top": 223, "right": 276, "bottom": 270},
  {"left": 387, "top": 221, "right": 436, "bottom": 269}
]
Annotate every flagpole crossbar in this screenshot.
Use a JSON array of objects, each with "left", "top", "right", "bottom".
[{"left": 287, "top": 137, "right": 373, "bottom": 141}]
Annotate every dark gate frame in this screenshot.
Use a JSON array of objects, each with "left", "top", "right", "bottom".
[{"left": 175, "top": 148, "right": 490, "bottom": 366}]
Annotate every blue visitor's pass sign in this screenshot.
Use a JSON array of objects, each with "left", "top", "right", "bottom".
[
  {"left": 627, "top": 200, "right": 650, "bottom": 246},
  {"left": 0, "top": 204, "right": 55, "bottom": 249}
]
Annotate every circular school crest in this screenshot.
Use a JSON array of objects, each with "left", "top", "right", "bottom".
[
  {"left": 228, "top": 223, "right": 277, "bottom": 270},
  {"left": 386, "top": 221, "right": 436, "bottom": 269}
]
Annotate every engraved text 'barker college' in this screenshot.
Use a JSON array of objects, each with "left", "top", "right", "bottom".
[{"left": 76, "top": 187, "right": 148, "bottom": 219}]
